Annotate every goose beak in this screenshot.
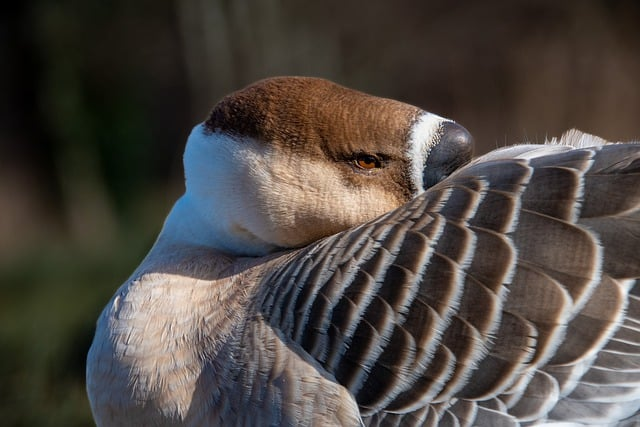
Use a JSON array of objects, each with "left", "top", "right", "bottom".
[{"left": 423, "top": 122, "right": 474, "bottom": 189}]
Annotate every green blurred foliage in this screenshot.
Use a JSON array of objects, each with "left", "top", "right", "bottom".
[
  {"left": 0, "top": 240, "right": 150, "bottom": 426},
  {"left": 1, "top": 0, "right": 640, "bottom": 425}
]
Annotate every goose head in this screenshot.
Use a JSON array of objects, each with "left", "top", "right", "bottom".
[{"left": 164, "top": 77, "right": 473, "bottom": 256}]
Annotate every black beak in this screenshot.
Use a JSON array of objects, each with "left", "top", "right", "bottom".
[{"left": 423, "top": 122, "right": 474, "bottom": 189}]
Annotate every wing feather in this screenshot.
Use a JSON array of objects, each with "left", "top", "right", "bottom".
[{"left": 250, "top": 141, "right": 640, "bottom": 425}]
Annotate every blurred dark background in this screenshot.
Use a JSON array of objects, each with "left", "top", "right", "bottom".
[{"left": 1, "top": 0, "right": 639, "bottom": 425}]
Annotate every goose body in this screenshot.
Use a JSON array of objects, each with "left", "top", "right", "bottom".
[{"left": 87, "top": 77, "right": 640, "bottom": 426}]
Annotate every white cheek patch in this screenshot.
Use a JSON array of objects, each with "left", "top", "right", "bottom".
[
  {"left": 180, "top": 122, "right": 424, "bottom": 255},
  {"left": 181, "top": 125, "right": 280, "bottom": 255},
  {"left": 407, "top": 112, "right": 450, "bottom": 194},
  {"left": 184, "top": 124, "right": 238, "bottom": 196}
]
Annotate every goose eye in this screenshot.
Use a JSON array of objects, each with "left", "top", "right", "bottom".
[{"left": 354, "top": 154, "right": 381, "bottom": 169}]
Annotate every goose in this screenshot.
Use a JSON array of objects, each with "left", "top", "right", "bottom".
[{"left": 86, "top": 77, "right": 640, "bottom": 426}]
